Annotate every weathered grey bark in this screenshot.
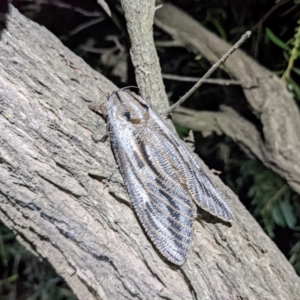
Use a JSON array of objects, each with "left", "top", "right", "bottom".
[
  {"left": 0, "top": 4, "right": 299, "bottom": 300},
  {"left": 155, "top": 3, "right": 300, "bottom": 196},
  {"left": 121, "top": 0, "right": 169, "bottom": 113}
]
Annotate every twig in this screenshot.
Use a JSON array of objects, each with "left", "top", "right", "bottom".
[
  {"left": 106, "top": 35, "right": 126, "bottom": 52},
  {"left": 262, "top": 184, "right": 288, "bottom": 214},
  {"left": 22, "top": 0, "right": 103, "bottom": 17},
  {"left": 155, "top": 40, "right": 184, "bottom": 47},
  {"left": 163, "top": 31, "right": 251, "bottom": 116},
  {"left": 251, "top": 0, "right": 290, "bottom": 32},
  {"left": 280, "top": 3, "right": 300, "bottom": 17},
  {"left": 97, "top": 0, "right": 112, "bottom": 17},
  {"left": 80, "top": 45, "right": 118, "bottom": 54},
  {"left": 97, "top": 0, "right": 125, "bottom": 32},
  {"left": 162, "top": 74, "right": 241, "bottom": 85},
  {"left": 60, "top": 17, "right": 105, "bottom": 40},
  {"left": 282, "top": 19, "right": 300, "bottom": 80}
]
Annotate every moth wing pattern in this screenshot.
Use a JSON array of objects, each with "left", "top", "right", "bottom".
[
  {"left": 148, "top": 108, "right": 234, "bottom": 223},
  {"left": 106, "top": 90, "right": 234, "bottom": 265}
]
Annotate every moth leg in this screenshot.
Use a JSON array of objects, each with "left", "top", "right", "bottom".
[
  {"left": 92, "top": 132, "right": 109, "bottom": 143},
  {"left": 84, "top": 99, "right": 109, "bottom": 143},
  {"left": 87, "top": 101, "right": 108, "bottom": 120},
  {"left": 107, "top": 167, "right": 119, "bottom": 182},
  {"left": 91, "top": 127, "right": 113, "bottom": 143},
  {"left": 100, "top": 133, "right": 109, "bottom": 142},
  {"left": 82, "top": 94, "right": 108, "bottom": 120},
  {"left": 99, "top": 167, "right": 119, "bottom": 190}
]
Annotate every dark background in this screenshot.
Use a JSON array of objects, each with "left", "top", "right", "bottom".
[{"left": 1, "top": 0, "right": 300, "bottom": 299}]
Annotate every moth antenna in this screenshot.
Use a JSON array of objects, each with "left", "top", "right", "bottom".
[{"left": 119, "top": 85, "right": 139, "bottom": 92}]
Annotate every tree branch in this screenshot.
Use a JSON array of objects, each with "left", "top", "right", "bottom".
[
  {"left": 162, "top": 73, "right": 242, "bottom": 85},
  {"left": 172, "top": 106, "right": 265, "bottom": 161},
  {"left": 155, "top": 3, "right": 300, "bottom": 195},
  {"left": 120, "top": 0, "right": 169, "bottom": 112}
]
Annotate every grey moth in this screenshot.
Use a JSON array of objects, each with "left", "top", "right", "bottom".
[{"left": 97, "top": 89, "right": 234, "bottom": 266}]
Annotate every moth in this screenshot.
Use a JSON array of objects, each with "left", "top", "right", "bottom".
[{"left": 95, "top": 89, "right": 234, "bottom": 266}]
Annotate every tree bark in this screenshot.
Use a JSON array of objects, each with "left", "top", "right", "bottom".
[
  {"left": 0, "top": 4, "right": 299, "bottom": 300},
  {"left": 120, "top": 0, "right": 169, "bottom": 113}
]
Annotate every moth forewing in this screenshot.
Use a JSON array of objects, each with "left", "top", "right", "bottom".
[
  {"left": 146, "top": 101, "right": 234, "bottom": 222},
  {"left": 106, "top": 90, "right": 233, "bottom": 266}
]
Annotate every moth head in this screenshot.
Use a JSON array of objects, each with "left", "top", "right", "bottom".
[{"left": 108, "top": 90, "right": 149, "bottom": 124}]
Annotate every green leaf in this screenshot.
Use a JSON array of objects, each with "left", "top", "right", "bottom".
[
  {"left": 174, "top": 123, "right": 190, "bottom": 138},
  {"left": 266, "top": 28, "right": 291, "bottom": 51},
  {"left": 290, "top": 226, "right": 300, "bottom": 231},
  {"left": 219, "top": 143, "right": 230, "bottom": 162},
  {"left": 194, "top": 54, "right": 202, "bottom": 61},
  {"left": 286, "top": 77, "right": 300, "bottom": 100},
  {"left": 280, "top": 199, "right": 297, "bottom": 228},
  {"left": 290, "top": 241, "right": 300, "bottom": 252},
  {"left": 289, "top": 252, "right": 297, "bottom": 264},
  {"left": 272, "top": 203, "right": 286, "bottom": 227},
  {"left": 265, "top": 221, "right": 275, "bottom": 238},
  {"left": 248, "top": 186, "right": 257, "bottom": 198},
  {"left": 292, "top": 67, "right": 300, "bottom": 76},
  {"left": 210, "top": 19, "right": 227, "bottom": 40}
]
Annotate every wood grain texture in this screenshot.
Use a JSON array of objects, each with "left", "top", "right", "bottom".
[{"left": 0, "top": 4, "right": 299, "bottom": 300}]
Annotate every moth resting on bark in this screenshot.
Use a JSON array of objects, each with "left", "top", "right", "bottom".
[{"left": 92, "top": 89, "right": 234, "bottom": 266}]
